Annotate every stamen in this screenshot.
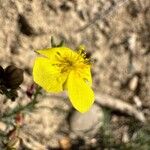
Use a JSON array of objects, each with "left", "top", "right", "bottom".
[{"left": 78, "top": 45, "right": 85, "bottom": 55}]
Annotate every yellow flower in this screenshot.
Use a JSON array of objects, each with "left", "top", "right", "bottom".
[{"left": 33, "top": 47, "right": 94, "bottom": 113}]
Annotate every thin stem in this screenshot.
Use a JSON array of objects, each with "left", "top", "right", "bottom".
[{"left": 0, "top": 86, "right": 42, "bottom": 120}]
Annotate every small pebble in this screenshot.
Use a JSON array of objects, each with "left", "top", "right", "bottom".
[
  {"left": 133, "top": 96, "right": 142, "bottom": 108},
  {"left": 70, "top": 104, "right": 103, "bottom": 136},
  {"left": 59, "top": 137, "right": 72, "bottom": 150},
  {"left": 129, "top": 75, "right": 139, "bottom": 91}
]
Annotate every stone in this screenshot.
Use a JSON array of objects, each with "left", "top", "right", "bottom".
[
  {"left": 59, "top": 136, "right": 72, "bottom": 150},
  {"left": 129, "top": 75, "right": 139, "bottom": 91},
  {"left": 70, "top": 104, "right": 103, "bottom": 136},
  {"left": 133, "top": 96, "right": 142, "bottom": 108}
]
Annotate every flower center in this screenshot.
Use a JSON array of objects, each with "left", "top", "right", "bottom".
[
  {"left": 60, "top": 59, "right": 75, "bottom": 73},
  {"left": 53, "top": 50, "right": 90, "bottom": 74}
]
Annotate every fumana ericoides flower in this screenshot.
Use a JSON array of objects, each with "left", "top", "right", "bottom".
[{"left": 33, "top": 47, "right": 95, "bottom": 112}]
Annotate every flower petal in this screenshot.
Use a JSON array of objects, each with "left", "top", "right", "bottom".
[
  {"left": 36, "top": 47, "right": 78, "bottom": 61},
  {"left": 33, "top": 57, "right": 67, "bottom": 92},
  {"left": 67, "top": 71, "right": 95, "bottom": 113},
  {"left": 80, "top": 65, "right": 92, "bottom": 86}
]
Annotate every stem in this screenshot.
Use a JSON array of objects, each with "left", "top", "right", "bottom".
[{"left": 0, "top": 86, "right": 42, "bottom": 120}]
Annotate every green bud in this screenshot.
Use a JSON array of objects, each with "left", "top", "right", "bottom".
[{"left": 51, "top": 37, "right": 64, "bottom": 48}]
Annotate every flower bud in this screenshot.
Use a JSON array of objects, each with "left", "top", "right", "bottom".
[
  {"left": 15, "top": 113, "right": 24, "bottom": 126},
  {"left": 26, "top": 84, "right": 35, "bottom": 98}
]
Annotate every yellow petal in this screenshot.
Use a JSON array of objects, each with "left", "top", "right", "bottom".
[
  {"left": 36, "top": 47, "right": 78, "bottom": 61},
  {"left": 80, "top": 65, "right": 92, "bottom": 86},
  {"left": 33, "top": 57, "right": 67, "bottom": 92},
  {"left": 67, "top": 71, "right": 95, "bottom": 113}
]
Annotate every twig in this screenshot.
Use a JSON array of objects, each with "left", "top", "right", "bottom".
[
  {"left": 95, "top": 93, "right": 146, "bottom": 122},
  {"left": 77, "top": 0, "right": 129, "bottom": 32},
  {"left": 47, "top": 92, "right": 146, "bottom": 122}
]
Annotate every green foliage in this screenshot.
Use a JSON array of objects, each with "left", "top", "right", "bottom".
[
  {"left": 98, "top": 108, "right": 150, "bottom": 150},
  {"left": 51, "top": 36, "right": 64, "bottom": 47}
]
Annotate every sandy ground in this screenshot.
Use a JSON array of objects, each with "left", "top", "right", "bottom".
[{"left": 0, "top": 0, "right": 150, "bottom": 149}]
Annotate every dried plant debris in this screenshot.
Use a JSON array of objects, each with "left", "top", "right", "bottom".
[{"left": 0, "top": 65, "right": 24, "bottom": 101}]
